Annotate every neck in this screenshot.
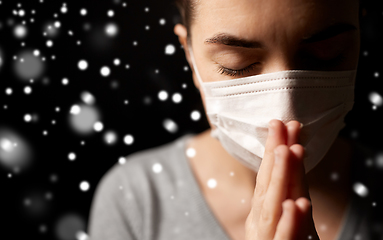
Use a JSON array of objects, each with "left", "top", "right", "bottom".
[{"left": 190, "top": 128, "right": 353, "bottom": 194}]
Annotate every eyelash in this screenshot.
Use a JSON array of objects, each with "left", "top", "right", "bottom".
[
  {"left": 217, "top": 63, "right": 259, "bottom": 77},
  {"left": 216, "top": 54, "right": 347, "bottom": 77}
]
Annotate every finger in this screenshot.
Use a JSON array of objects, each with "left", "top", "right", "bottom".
[
  {"left": 258, "top": 145, "right": 291, "bottom": 239},
  {"left": 294, "top": 198, "right": 319, "bottom": 240},
  {"left": 285, "top": 120, "right": 302, "bottom": 147},
  {"left": 255, "top": 119, "right": 287, "bottom": 197},
  {"left": 287, "top": 144, "right": 311, "bottom": 200},
  {"left": 273, "top": 199, "right": 299, "bottom": 240}
]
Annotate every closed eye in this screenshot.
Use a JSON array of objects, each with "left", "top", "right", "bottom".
[{"left": 216, "top": 62, "right": 259, "bottom": 77}]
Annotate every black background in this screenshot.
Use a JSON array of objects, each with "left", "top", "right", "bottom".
[{"left": 0, "top": 0, "right": 382, "bottom": 239}]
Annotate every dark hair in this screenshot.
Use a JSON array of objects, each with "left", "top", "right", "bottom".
[
  {"left": 174, "top": 0, "right": 365, "bottom": 43},
  {"left": 174, "top": 0, "right": 195, "bottom": 42}
]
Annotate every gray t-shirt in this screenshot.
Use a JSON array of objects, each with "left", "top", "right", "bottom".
[{"left": 87, "top": 133, "right": 381, "bottom": 240}]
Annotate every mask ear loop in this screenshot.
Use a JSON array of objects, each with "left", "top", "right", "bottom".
[
  {"left": 187, "top": 42, "right": 219, "bottom": 139},
  {"left": 187, "top": 43, "right": 205, "bottom": 92}
]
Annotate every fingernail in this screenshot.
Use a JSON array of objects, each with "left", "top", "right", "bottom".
[
  {"left": 274, "top": 149, "right": 280, "bottom": 163},
  {"left": 300, "top": 122, "right": 304, "bottom": 129}
]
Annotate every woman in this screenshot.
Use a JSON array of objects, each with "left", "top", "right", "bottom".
[{"left": 88, "top": 0, "right": 382, "bottom": 239}]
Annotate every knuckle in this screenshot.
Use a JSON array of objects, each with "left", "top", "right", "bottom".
[
  {"left": 254, "top": 183, "right": 267, "bottom": 196},
  {"left": 260, "top": 208, "right": 275, "bottom": 226}
]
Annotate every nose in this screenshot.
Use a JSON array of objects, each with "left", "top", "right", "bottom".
[{"left": 262, "top": 51, "right": 297, "bottom": 74}]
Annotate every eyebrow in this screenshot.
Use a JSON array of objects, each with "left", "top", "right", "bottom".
[{"left": 204, "top": 23, "right": 357, "bottom": 49}]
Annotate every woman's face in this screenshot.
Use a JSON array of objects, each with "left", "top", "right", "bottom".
[
  {"left": 175, "top": 0, "right": 360, "bottom": 130},
  {"left": 184, "top": 0, "right": 360, "bottom": 88}
]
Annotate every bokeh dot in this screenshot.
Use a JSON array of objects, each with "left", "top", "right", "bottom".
[{"left": 79, "top": 181, "right": 90, "bottom": 191}]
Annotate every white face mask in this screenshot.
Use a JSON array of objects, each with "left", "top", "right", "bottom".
[{"left": 188, "top": 45, "right": 357, "bottom": 174}]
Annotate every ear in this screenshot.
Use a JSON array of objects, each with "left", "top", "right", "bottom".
[{"left": 174, "top": 24, "right": 193, "bottom": 73}]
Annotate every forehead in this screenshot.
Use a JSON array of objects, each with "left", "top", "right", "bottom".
[{"left": 192, "top": 0, "right": 358, "bottom": 43}]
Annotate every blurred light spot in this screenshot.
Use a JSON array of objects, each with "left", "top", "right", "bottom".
[
  {"left": 350, "top": 129, "right": 358, "bottom": 139},
  {"left": 0, "top": 127, "right": 33, "bottom": 172},
  {"left": 105, "top": 23, "right": 118, "bottom": 37},
  {"left": 78, "top": 60, "right": 88, "bottom": 70},
  {"left": 68, "top": 152, "right": 76, "bottom": 161},
  {"left": 1, "top": 138, "right": 14, "bottom": 152},
  {"left": 45, "top": 192, "right": 53, "bottom": 200},
  {"left": 165, "top": 44, "right": 176, "bottom": 55},
  {"left": 104, "top": 130, "right": 117, "bottom": 145},
  {"left": 353, "top": 182, "right": 368, "bottom": 197},
  {"left": 133, "top": 41, "right": 137, "bottom": 46},
  {"left": 369, "top": 92, "right": 382, "bottom": 107},
  {"left": 50, "top": 173, "right": 58, "bottom": 182},
  {"left": 183, "top": 66, "right": 188, "bottom": 71},
  {"left": 100, "top": 66, "right": 110, "bottom": 76},
  {"left": 14, "top": 50, "right": 45, "bottom": 81},
  {"left": 70, "top": 105, "right": 81, "bottom": 115},
  {"left": 330, "top": 172, "right": 339, "bottom": 181},
  {"left": 172, "top": 93, "right": 182, "bottom": 103},
  {"left": 144, "top": 7, "right": 149, "bottom": 12},
  {"left": 43, "top": 22, "right": 59, "bottom": 38},
  {"left": 230, "top": 171, "right": 234, "bottom": 176},
  {"left": 14, "top": 24, "right": 27, "bottom": 38},
  {"left": 158, "top": 90, "right": 168, "bottom": 101},
  {"left": 61, "top": 5, "right": 68, "bottom": 14},
  {"left": 365, "top": 158, "right": 374, "bottom": 167},
  {"left": 163, "top": 119, "right": 178, "bottom": 133},
  {"left": 107, "top": 10, "right": 114, "bottom": 17},
  {"left": 76, "top": 231, "right": 89, "bottom": 240},
  {"left": 145, "top": 25, "right": 150, "bottom": 30},
  {"left": 22, "top": 191, "right": 48, "bottom": 217},
  {"left": 6, "top": 88, "right": 12, "bottom": 95},
  {"left": 46, "top": 40, "right": 53, "bottom": 47},
  {"left": 191, "top": 110, "right": 201, "bottom": 121},
  {"left": 186, "top": 148, "right": 196, "bottom": 158},
  {"left": 152, "top": 163, "right": 163, "bottom": 173},
  {"left": 143, "top": 96, "right": 151, "bottom": 105},
  {"left": 118, "top": 157, "right": 126, "bottom": 165},
  {"left": 81, "top": 91, "right": 95, "bottom": 105},
  {"left": 39, "top": 224, "right": 47, "bottom": 233},
  {"left": 24, "top": 86, "right": 32, "bottom": 94},
  {"left": 113, "top": 58, "right": 120, "bottom": 65},
  {"left": 375, "top": 152, "right": 383, "bottom": 169},
  {"left": 93, "top": 121, "right": 103, "bottom": 132},
  {"left": 159, "top": 18, "right": 166, "bottom": 25},
  {"left": 19, "top": 9, "right": 25, "bottom": 16},
  {"left": 62, "top": 78, "right": 69, "bottom": 85},
  {"left": 79, "top": 181, "right": 90, "bottom": 191},
  {"left": 80, "top": 9, "right": 87, "bottom": 16},
  {"left": 54, "top": 21, "right": 61, "bottom": 28},
  {"left": 123, "top": 134, "right": 134, "bottom": 145},
  {"left": 68, "top": 104, "right": 101, "bottom": 135},
  {"left": 33, "top": 49, "right": 40, "bottom": 56},
  {"left": 55, "top": 213, "right": 85, "bottom": 240},
  {"left": 374, "top": 72, "right": 379, "bottom": 78},
  {"left": 207, "top": 178, "right": 217, "bottom": 188}
]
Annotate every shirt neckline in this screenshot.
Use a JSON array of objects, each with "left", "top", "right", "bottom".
[{"left": 177, "top": 133, "right": 357, "bottom": 240}]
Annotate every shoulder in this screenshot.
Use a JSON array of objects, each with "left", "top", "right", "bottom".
[
  {"left": 93, "top": 133, "right": 195, "bottom": 206},
  {"left": 88, "top": 134, "right": 195, "bottom": 239}
]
